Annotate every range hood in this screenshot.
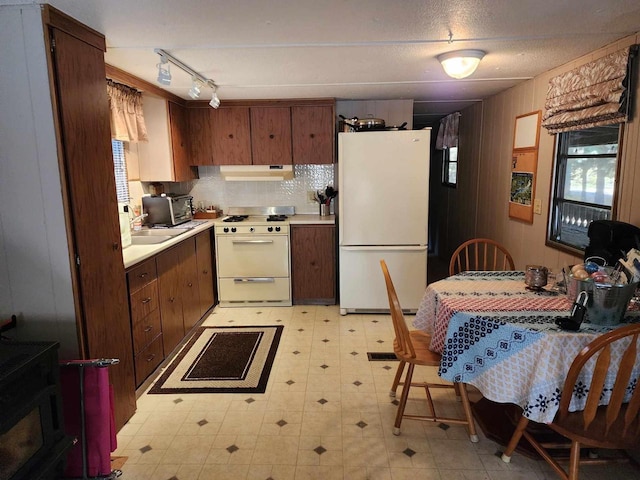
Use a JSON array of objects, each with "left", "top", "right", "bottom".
[{"left": 220, "top": 165, "right": 294, "bottom": 181}]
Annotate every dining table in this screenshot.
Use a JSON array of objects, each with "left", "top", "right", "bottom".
[{"left": 413, "top": 271, "right": 640, "bottom": 424}]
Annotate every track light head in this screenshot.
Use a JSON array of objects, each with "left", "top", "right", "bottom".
[
  {"left": 188, "top": 78, "right": 202, "bottom": 99},
  {"left": 156, "top": 59, "right": 171, "bottom": 86},
  {"left": 209, "top": 84, "right": 220, "bottom": 108},
  {"left": 209, "top": 91, "right": 220, "bottom": 109}
]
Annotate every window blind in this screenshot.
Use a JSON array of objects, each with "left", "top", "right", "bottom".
[
  {"left": 112, "top": 140, "right": 130, "bottom": 203},
  {"left": 542, "top": 45, "right": 637, "bottom": 134}
]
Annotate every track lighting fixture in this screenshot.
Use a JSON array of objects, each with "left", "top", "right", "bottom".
[
  {"left": 209, "top": 86, "right": 220, "bottom": 109},
  {"left": 156, "top": 54, "right": 171, "bottom": 85},
  {"left": 188, "top": 78, "right": 202, "bottom": 99},
  {"left": 154, "top": 48, "right": 220, "bottom": 107}
]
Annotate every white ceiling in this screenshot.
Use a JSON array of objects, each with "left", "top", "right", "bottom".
[{"left": 43, "top": 0, "right": 640, "bottom": 126}]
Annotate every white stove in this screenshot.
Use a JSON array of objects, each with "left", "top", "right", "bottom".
[{"left": 214, "top": 207, "right": 293, "bottom": 307}]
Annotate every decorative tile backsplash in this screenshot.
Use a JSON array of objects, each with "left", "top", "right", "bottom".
[{"left": 188, "top": 164, "right": 336, "bottom": 214}]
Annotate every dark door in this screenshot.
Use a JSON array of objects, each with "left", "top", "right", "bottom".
[{"left": 50, "top": 27, "right": 136, "bottom": 429}]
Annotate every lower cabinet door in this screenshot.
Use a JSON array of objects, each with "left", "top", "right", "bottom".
[
  {"left": 135, "top": 335, "right": 164, "bottom": 386},
  {"left": 132, "top": 308, "right": 162, "bottom": 355},
  {"left": 157, "top": 246, "right": 185, "bottom": 355}
]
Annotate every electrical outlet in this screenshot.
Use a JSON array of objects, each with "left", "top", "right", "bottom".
[{"left": 307, "top": 190, "right": 316, "bottom": 203}]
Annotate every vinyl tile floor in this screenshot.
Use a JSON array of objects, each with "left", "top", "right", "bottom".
[{"left": 115, "top": 305, "right": 640, "bottom": 480}]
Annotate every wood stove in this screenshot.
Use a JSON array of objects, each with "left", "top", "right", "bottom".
[{"left": 0, "top": 341, "right": 73, "bottom": 480}]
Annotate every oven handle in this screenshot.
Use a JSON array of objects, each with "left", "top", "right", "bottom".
[
  {"left": 231, "top": 239, "right": 274, "bottom": 244},
  {"left": 233, "top": 277, "right": 275, "bottom": 283}
]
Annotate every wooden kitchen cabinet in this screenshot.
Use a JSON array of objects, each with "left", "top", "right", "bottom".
[
  {"left": 188, "top": 106, "right": 252, "bottom": 165},
  {"left": 196, "top": 230, "right": 216, "bottom": 316},
  {"left": 186, "top": 100, "right": 335, "bottom": 166},
  {"left": 156, "top": 236, "right": 204, "bottom": 355},
  {"left": 168, "top": 102, "right": 198, "bottom": 181},
  {"left": 138, "top": 96, "right": 198, "bottom": 181},
  {"left": 157, "top": 245, "right": 185, "bottom": 356},
  {"left": 292, "top": 105, "right": 335, "bottom": 164},
  {"left": 178, "top": 240, "right": 201, "bottom": 332},
  {"left": 251, "top": 107, "right": 293, "bottom": 165},
  {"left": 188, "top": 106, "right": 213, "bottom": 165},
  {"left": 127, "top": 258, "right": 163, "bottom": 386},
  {"left": 126, "top": 228, "right": 215, "bottom": 386},
  {"left": 211, "top": 107, "right": 252, "bottom": 165},
  {"left": 291, "top": 225, "right": 336, "bottom": 304}
]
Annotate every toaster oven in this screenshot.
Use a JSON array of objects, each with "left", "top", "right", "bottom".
[{"left": 142, "top": 194, "right": 193, "bottom": 226}]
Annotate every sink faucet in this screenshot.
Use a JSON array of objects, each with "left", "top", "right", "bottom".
[
  {"left": 129, "top": 212, "right": 148, "bottom": 226},
  {"left": 127, "top": 204, "right": 148, "bottom": 228}
]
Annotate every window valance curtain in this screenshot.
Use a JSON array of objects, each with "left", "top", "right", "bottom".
[
  {"left": 436, "top": 112, "right": 461, "bottom": 150},
  {"left": 106, "top": 80, "right": 148, "bottom": 142},
  {"left": 542, "top": 45, "right": 637, "bottom": 134}
]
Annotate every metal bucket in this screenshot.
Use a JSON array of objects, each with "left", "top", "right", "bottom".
[
  {"left": 567, "top": 274, "right": 594, "bottom": 305},
  {"left": 587, "top": 281, "right": 639, "bottom": 325}
]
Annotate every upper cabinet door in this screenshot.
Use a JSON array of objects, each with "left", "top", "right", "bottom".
[
  {"left": 211, "top": 107, "right": 252, "bottom": 165},
  {"left": 188, "top": 107, "right": 213, "bottom": 165},
  {"left": 168, "top": 102, "right": 197, "bottom": 181},
  {"left": 292, "top": 105, "right": 335, "bottom": 164},
  {"left": 251, "top": 107, "right": 292, "bottom": 165}
]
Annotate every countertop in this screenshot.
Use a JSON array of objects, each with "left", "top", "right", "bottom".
[
  {"left": 289, "top": 214, "right": 335, "bottom": 225},
  {"left": 122, "top": 215, "right": 335, "bottom": 269},
  {"left": 122, "top": 220, "right": 215, "bottom": 269}
]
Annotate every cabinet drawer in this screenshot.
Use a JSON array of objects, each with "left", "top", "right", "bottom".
[
  {"left": 135, "top": 335, "right": 164, "bottom": 386},
  {"left": 132, "top": 308, "right": 162, "bottom": 354},
  {"left": 128, "top": 258, "right": 158, "bottom": 292},
  {"left": 130, "top": 280, "right": 159, "bottom": 323}
]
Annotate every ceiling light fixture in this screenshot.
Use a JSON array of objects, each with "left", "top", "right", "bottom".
[
  {"left": 209, "top": 86, "right": 220, "bottom": 109},
  {"left": 188, "top": 78, "right": 202, "bottom": 99},
  {"left": 154, "top": 48, "right": 220, "bottom": 107},
  {"left": 437, "top": 49, "right": 486, "bottom": 79},
  {"left": 156, "top": 53, "right": 172, "bottom": 85}
]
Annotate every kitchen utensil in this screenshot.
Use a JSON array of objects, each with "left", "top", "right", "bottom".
[
  {"left": 339, "top": 115, "right": 386, "bottom": 131},
  {"left": 385, "top": 122, "right": 408, "bottom": 131}
]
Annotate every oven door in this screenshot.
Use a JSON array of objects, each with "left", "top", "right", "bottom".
[{"left": 216, "top": 235, "right": 289, "bottom": 277}]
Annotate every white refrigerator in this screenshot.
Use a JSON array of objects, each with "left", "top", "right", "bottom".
[{"left": 338, "top": 129, "right": 431, "bottom": 314}]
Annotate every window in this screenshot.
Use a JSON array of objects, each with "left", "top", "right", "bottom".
[
  {"left": 547, "top": 125, "right": 620, "bottom": 252},
  {"left": 112, "top": 139, "right": 129, "bottom": 203},
  {"left": 442, "top": 146, "right": 458, "bottom": 186}
]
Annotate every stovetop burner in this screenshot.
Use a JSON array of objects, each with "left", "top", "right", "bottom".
[
  {"left": 223, "top": 215, "right": 248, "bottom": 223},
  {"left": 267, "top": 214, "right": 288, "bottom": 222}
]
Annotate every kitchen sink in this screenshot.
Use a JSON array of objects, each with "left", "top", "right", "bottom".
[{"left": 130, "top": 228, "right": 188, "bottom": 245}]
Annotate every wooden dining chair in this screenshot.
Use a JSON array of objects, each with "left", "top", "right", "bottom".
[
  {"left": 501, "top": 323, "right": 640, "bottom": 479},
  {"left": 449, "top": 238, "right": 515, "bottom": 276},
  {"left": 380, "top": 260, "right": 479, "bottom": 442}
]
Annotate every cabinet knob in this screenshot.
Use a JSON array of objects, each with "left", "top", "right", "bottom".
[
  {"left": 188, "top": 282, "right": 193, "bottom": 287},
  {"left": 146, "top": 354, "right": 156, "bottom": 362},
  {"left": 142, "top": 297, "right": 151, "bottom": 304},
  {"left": 228, "top": 133, "right": 234, "bottom": 139},
  {"left": 169, "top": 297, "right": 175, "bottom": 303},
  {"left": 144, "top": 326, "right": 153, "bottom": 332},
  {"left": 139, "top": 273, "right": 148, "bottom": 279},
  {"left": 269, "top": 134, "right": 275, "bottom": 139},
  {"left": 310, "top": 133, "right": 315, "bottom": 138},
  {"left": 113, "top": 242, "right": 119, "bottom": 251},
  {"left": 203, "top": 270, "right": 208, "bottom": 275}
]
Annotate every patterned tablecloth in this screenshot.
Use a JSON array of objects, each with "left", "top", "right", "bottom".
[{"left": 413, "top": 271, "right": 640, "bottom": 423}]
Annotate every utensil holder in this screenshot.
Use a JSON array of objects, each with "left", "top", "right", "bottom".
[{"left": 320, "top": 204, "right": 330, "bottom": 216}]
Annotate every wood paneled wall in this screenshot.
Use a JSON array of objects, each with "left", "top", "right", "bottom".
[{"left": 433, "top": 33, "right": 640, "bottom": 271}]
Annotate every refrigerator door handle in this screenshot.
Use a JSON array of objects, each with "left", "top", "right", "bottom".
[{"left": 340, "top": 245, "right": 427, "bottom": 252}]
